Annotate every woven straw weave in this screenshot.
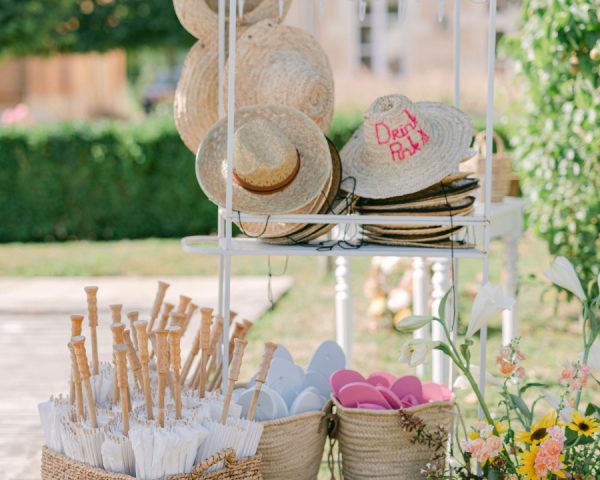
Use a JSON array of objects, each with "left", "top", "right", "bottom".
[
  {"left": 41, "top": 446, "right": 261, "bottom": 480},
  {"left": 333, "top": 398, "right": 455, "bottom": 480},
  {"left": 257, "top": 409, "right": 328, "bottom": 480}
]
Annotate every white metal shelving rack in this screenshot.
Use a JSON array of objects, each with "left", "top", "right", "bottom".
[{"left": 181, "top": 0, "right": 499, "bottom": 408}]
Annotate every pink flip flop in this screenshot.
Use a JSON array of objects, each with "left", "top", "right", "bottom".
[
  {"left": 338, "top": 382, "right": 392, "bottom": 409},
  {"left": 390, "top": 375, "right": 424, "bottom": 404},
  {"left": 367, "top": 373, "right": 392, "bottom": 388},
  {"left": 357, "top": 402, "right": 387, "bottom": 410},
  {"left": 329, "top": 369, "right": 366, "bottom": 397},
  {"left": 375, "top": 386, "right": 403, "bottom": 409},
  {"left": 422, "top": 382, "right": 453, "bottom": 402},
  {"left": 370, "top": 371, "right": 396, "bottom": 385}
]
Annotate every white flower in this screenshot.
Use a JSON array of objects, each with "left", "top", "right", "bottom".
[
  {"left": 465, "top": 283, "right": 515, "bottom": 338},
  {"left": 453, "top": 365, "right": 502, "bottom": 390},
  {"left": 399, "top": 339, "right": 439, "bottom": 367},
  {"left": 394, "top": 315, "right": 434, "bottom": 334},
  {"left": 544, "top": 256, "right": 587, "bottom": 302},
  {"left": 586, "top": 339, "right": 600, "bottom": 372}
]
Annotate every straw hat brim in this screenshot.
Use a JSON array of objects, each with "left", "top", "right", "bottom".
[
  {"left": 364, "top": 238, "right": 475, "bottom": 249},
  {"left": 357, "top": 188, "right": 478, "bottom": 211},
  {"left": 225, "top": 20, "right": 335, "bottom": 133},
  {"left": 363, "top": 228, "right": 463, "bottom": 243},
  {"left": 362, "top": 224, "right": 460, "bottom": 236},
  {"left": 174, "top": 40, "right": 219, "bottom": 153},
  {"left": 173, "top": 0, "right": 292, "bottom": 40},
  {"left": 357, "top": 196, "right": 476, "bottom": 216},
  {"left": 197, "top": 104, "right": 332, "bottom": 215},
  {"left": 239, "top": 138, "right": 342, "bottom": 239},
  {"left": 357, "top": 177, "right": 479, "bottom": 207},
  {"left": 341, "top": 102, "right": 472, "bottom": 199}
]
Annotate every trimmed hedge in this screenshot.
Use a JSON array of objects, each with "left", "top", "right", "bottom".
[
  {"left": 0, "top": 112, "right": 511, "bottom": 242},
  {"left": 0, "top": 117, "right": 214, "bottom": 242}
]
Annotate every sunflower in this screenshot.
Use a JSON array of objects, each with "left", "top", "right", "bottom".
[
  {"left": 566, "top": 411, "right": 600, "bottom": 438},
  {"left": 517, "top": 445, "right": 539, "bottom": 480},
  {"left": 516, "top": 411, "right": 558, "bottom": 445}
]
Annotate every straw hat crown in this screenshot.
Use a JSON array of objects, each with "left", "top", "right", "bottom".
[
  {"left": 362, "top": 95, "right": 432, "bottom": 163},
  {"left": 232, "top": 119, "right": 299, "bottom": 192}
]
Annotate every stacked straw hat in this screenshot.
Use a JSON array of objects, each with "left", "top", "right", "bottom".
[
  {"left": 196, "top": 104, "right": 354, "bottom": 244},
  {"left": 341, "top": 94, "right": 479, "bottom": 247},
  {"left": 174, "top": 15, "right": 334, "bottom": 154},
  {"left": 173, "top": 0, "right": 292, "bottom": 41}
]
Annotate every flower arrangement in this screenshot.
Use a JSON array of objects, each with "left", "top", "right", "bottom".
[{"left": 396, "top": 257, "right": 600, "bottom": 479}]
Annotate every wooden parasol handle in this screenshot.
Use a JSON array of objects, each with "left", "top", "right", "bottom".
[
  {"left": 71, "top": 336, "right": 98, "bottom": 428},
  {"left": 220, "top": 338, "right": 248, "bottom": 424},
  {"left": 168, "top": 326, "right": 183, "bottom": 419},
  {"left": 133, "top": 320, "right": 153, "bottom": 420},
  {"left": 248, "top": 342, "right": 277, "bottom": 421},
  {"left": 148, "top": 280, "right": 169, "bottom": 333},
  {"left": 155, "top": 329, "right": 169, "bottom": 427},
  {"left": 176, "top": 295, "right": 192, "bottom": 315},
  {"left": 84, "top": 286, "right": 100, "bottom": 375},
  {"left": 126, "top": 312, "right": 139, "bottom": 350},
  {"left": 109, "top": 304, "right": 123, "bottom": 324},
  {"left": 123, "top": 330, "right": 143, "bottom": 391},
  {"left": 114, "top": 344, "right": 130, "bottom": 435},
  {"left": 181, "top": 302, "right": 198, "bottom": 336},
  {"left": 68, "top": 342, "right": 85, "bottom": 422},
  {"left": 70, "top": 315, "right": 84, "bottom": 338}
]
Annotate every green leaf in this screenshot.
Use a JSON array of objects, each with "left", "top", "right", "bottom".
[
  {"left": 509, "top": 394, "right": 532, "bottom": 421},
  {"left": 518, "top": 382, "right": 548, "bottom": 396},
  {"left": 434, "top": 343, "right": 452, "bottom": 357},
  {"left": 459, "top": 342, "right": 471, "bottom": 365},
  {"left": 438, "top": 288, "right": 453, "bottom": 322},
  {"left": 584, "top": 402, "right": 600, "bottom": 417}
]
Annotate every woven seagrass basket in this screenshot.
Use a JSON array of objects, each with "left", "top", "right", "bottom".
[
  {"left": 332, "top": 397, "right": 455, "bottom": 480},
  {"left": 257, "top": 407, "right": 329, "bottom": 480},
  {"left": 462, "top": 130, "right": 513, "bottom": 203},
  {"left": 41, "top": 446, "right": 262, "bottom": 480}
]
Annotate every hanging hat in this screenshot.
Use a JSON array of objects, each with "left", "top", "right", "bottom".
[
  {"left": 173, "top": 0, "right": 292, "bottom": 41},
  {"left": 225, "top": 19, "right": 335, "bottom": 133},
  {"left": 174, "top": 39, "right": 219, "bottom": 153},
  {"left": 196, "top": 104, "right": 332, "bottom": 215},
  {"left": 340, "top": 95, "right": 472, "bottom": 199},
  {"left": 239, "top": 138, "right": 344, "bottom": 240}
]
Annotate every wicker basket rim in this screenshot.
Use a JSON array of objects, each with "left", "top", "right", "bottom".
[{"left": 332, "top": 395, "right": 455, "bottom": 417}]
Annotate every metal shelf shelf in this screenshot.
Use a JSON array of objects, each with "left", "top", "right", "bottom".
[{"left": 181, "top": 235, "right": 486, "bottom": 258}]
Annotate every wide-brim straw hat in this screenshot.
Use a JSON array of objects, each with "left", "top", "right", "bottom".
[
  {"left": 242, "top": 138, "right": 347, "bottom": 241},
  {"left": 173, "top": 0, "right": 292, "bottom": 40},
  {"left": 225, "top": 19, "right": 335, "bottom": 133},
  {"left": 174, "top": 39, "right": 219, "bottom": 153},
  {"left": 341, "top": 94, "right": 472, "bottom": 199},
  {"left": 196, "top": 104, "right": 332, "bottom": 215}
]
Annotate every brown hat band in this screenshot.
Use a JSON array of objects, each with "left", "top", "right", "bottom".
[{"left": 232, "top": 151, "right": 301, "bottom": 195}]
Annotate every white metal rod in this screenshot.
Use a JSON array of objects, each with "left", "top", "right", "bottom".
[
  {"left": 222, "top": 0, "right": 238, "bottom": 389},
  {"left": 233, "top": 213, "right": 488, "bottom": 226},
  {"left": 479, "top": 0, "right": 498, "bottom": 418},
  {"left": 217, "top": 0, "right": 226, "bottom": 320},
  {"left": 453, "top": 0, "right": 461, "bottom": 108}
]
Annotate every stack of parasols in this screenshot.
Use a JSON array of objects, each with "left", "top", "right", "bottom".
[{"left": 39, "top": 281, "right": 279, "bottom": 479}]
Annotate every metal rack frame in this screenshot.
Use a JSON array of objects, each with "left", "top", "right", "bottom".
[{"left": 181, "top": 0, "right": 498, "bottom": 411}]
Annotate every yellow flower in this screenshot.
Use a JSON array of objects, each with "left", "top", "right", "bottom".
[
  {"left": 517, "top": 445, "right": 539, "bottom": 480},
  {"left": 517, "top": 445, "right": 566, "bottom": 480},
  {"left": 566, "top": 411, "right": 600, "bottom": 438},
  {"left": 515, "top": 411, "right": 558, "bottom": 445},
  {"left": 494, "top": 420, "right": 508, "bottom": 435}
]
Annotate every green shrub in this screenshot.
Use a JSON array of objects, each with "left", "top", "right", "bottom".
[
  {"left": 504, "top": 0, "right": 599, "bottom": 287},
  {"left": 0, "top": 117, "right": 216, "bottom": 242}
]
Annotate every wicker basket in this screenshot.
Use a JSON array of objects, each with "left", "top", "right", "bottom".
[
  {"left": 461, "top": 130, "right": 513, "bottom": 203},
  {"left": 332, "top": 397, "right": 455, "bottom": 480},
  {"left": 257, "top": 407, "right": 329, "bottom": 480},
  {"left": 41, "top": 446, "right": 262, "bottom": 480}
]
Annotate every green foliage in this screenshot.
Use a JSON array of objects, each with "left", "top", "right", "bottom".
[
  {"left": 0, "top": 117, "right": 217, "bottom": 242},
  {"left": 327, "top": 110, "right": 363, "bottom": 152},
  {"left": 0, "top": 0, "right": 193, "bottom": 57},
  {"left": 504, "top": 0, "right": 600, "bottom": 287}
]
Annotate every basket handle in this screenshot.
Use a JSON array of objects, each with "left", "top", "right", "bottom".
[
  {"left": 473, "top": 130, "right": 506, "bottom": 157},
  {"left": 192, "top": 448, "right": 237, "bottom": 475}
]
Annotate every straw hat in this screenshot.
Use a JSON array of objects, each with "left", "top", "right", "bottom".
[
  {"left": 173, "top": 0, "right": 292, "bottom": 40},
  {"left": 341, "top": 95, "right": 472, "bottom": 199},
  {"left": 196, "top": 104, "right": 332, "bottom": 215},
  {"left": 225, "top": 20, "right": 335, "bottom": 133},
  {"left": 241, "top": 138, "right": 344, "bottom": 240},
  {"left": 174, "top": 39, "right": 219, "bottom": 153}
]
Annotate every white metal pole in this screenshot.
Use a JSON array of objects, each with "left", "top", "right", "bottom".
[
  {"left": 479, "top": 0, "right": 498, "bottom": 418},
  {"left": 453, "top": 0, "right": 461, "bottom": 109},
  {"left": 217, "top": 0, "right": 226, "bottom": 321},
  {"left": 222, "top": 0, "right": 238, "bottom": 388}
]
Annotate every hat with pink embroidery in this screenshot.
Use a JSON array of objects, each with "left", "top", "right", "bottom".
[{"left": 340, "top": 94, "right": 472, "bottom": 199}]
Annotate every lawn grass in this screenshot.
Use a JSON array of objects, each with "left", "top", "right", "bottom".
[{"left": 0, "top": 234, "right": 595, "bottom": 478}]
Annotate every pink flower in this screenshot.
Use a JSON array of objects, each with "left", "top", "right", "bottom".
[
  {"left": 560, "top": 361, "right": 590, "bottom": 392},
  {"left": 534, "top": 435, "right": 565, "bottom": 477},
  {"left": 496, "top": 339, "right": 526, "bottom": 380},
  {"left": 547, "top": 426, "right": 565, "bottom": 443},
  {"left": 464, "top": 435, "right": 503, "bottom": 465},
  {"left": 484, "top": 435, "right": 503, "bottom": 459}
]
